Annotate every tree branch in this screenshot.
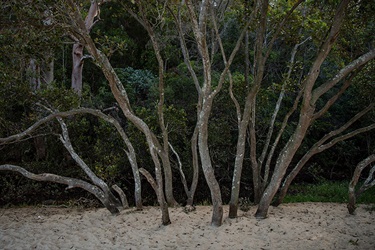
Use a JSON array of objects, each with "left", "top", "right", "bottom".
[
  {"left": 139, "top": 168, "right": 158, "bottom": 194},
  {"left": 312, "top": 49, "right": 375, "bottom": 104}
]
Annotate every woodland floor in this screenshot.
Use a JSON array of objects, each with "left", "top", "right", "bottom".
[{"left": 0, "top": 202, "right": 374, "bottom": 249}]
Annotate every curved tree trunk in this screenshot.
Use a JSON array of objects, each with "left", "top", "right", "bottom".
[
  {"left": 198, "top": 99, "right": 223, "bottom": 227},
  {"left": 255, "top": 0, "right": 351, "bottom": 219},
  {"left": 347, "top": 154, "right": 375, "bottom": 214},
  {"left": 0, "top": 164, "right": 119, "bottom": 214},
  {"left": 139, "top": 168, "right": 171, "bottom": 225},
  {"left": 255, "top": 107, "right": 314, "bottom": 219},
  {"left": 73, "top": 11, "right": 171, "bottom": 223},
  {"left": 186, "top": 125, "right": 199, "bottom": 207}
]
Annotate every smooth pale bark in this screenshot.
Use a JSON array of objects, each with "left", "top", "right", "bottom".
[
  {"left": 29, "top": 59, "right": 41, "bottom": 90},
  {"left": 258, "top": 36, "right": 311, "bottom": 192},
  {"left": 186, "top": 126, "right": 199, "bottom": 207},
  {"left": 64, "top": 0, "right": 170, "bottom": 224},
  {"left": 132, "top": 3, "right": 178, "bottom": 207},
  {"left": 71, "top": 0, "right": 100, "bottom": 96},
  {"left": 139, "top": 168, "right": 158, "bottom": 194},
  {"left": 183, "top": 0, "right": 223, "bottom": 226},
  {"left": 0, "top": 108, "right": 143, "bottom": 209},
  {"left": 0, "top": 165, "right": 119, "bottom": 214},
  {"left": 71, "top": 43, "right": 84, "bottom": 95},
  {"left": 0, "top": 106, "right": 141, "bottom": 210},
  {"left": 347, "top": 154, "right": 375, "bottom": 214},
  {"left": 182, "top": 0, "right": 250, "bottom": 225},
  {"left": 169, "top": 5, "right": 202, "bottom": 208},
  {"left": 198, "top": 96, "right": 223, "bottom": 227},
  {"left": 262, "top": 49, "right": 375, "bottom": 211},
  {"left": 229, "top": 0, "right": 267, "bottom": 218},
  {"left": 112, "top": 184, "right": 129, "bottom": 209},
  {"left": 255, "top": 0, "right": 352, "bottom": 219},
  {"left": 274, "top": 105, "right": 375, "bottom": 206},
  {"left": 56, "top": 117, "right": 122, "bottom": 209}
]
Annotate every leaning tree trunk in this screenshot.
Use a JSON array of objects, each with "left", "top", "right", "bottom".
[
  {"left": 133, "top": 4, "right": 178, "bottom": 207},
  {"left": 255, "top": 0, "right": 351, "bottom": 218},
  {"left": 66, "top": 0, "right": 170, "bottom": 223},
  {"left": 347, "top": 154, "right": 375, "bottom": 214},
  {"left": 228, "top": 108, "right": 252, "bottom": 218},
  {"left": 255, "top": 107, "right": 314, "bottom": 218},
  {"left": 72, "top": 14, "right": 171, "bottom": 223},
  {"left": 198, "top": 98, "right": 223, "bottom": 227},
  {"left": 0, "top": 164, "right": 119, "bottom": 214}
]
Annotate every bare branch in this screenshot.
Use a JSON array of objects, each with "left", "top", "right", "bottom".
[
  {"left": 112, "top": 184, "right": 129, "bottom": 209},
  {"left": 139, "top": 168, "right": 158, "bottom": 194},
  {"left": 0, "top": 164, "right": 103, "bottom": 194},
  {"left": 312, "top": 49, "right": 375, "bottom": 104},
  {"left": 169, "top": 142, "right": 189, "bottom": 196},
  {"left": 259, "top": 36, "right": 311, "bottom": 169},
  {"left": 168, "top": 5, "right": 201, "bottom": 94},
  {"left": 0, "top": 164, "right": 120, "bottom": 214}
]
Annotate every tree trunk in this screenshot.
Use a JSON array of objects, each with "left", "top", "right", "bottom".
[
  {"left": 57, "top": 117, "right": 122, "bottom": 208},
  {"left": 139, "top": 167, "right": 171, "bottom": 225},
  {"left": 255, "top": 0, "right": 351, "bottom": 218},
  {"left": 0, "top": 164, "right": 119, "bottom": 214},
  {"left": 41, "top": 48, "right": 54, "bottom": 85},
  {"left": 70, "top": 0, "right": 100, "bottom": 96},
  {"left": 187, "top": 126, "right": 199, "bottom": 207},
  {"left": 228, "top": 118, "right": 250, "bottom": 218},
  {"left": 198, "top": 99, "right": 223, "bottom": 227},
  {"left": 71, "top": 43, "right": 84, "bottom": 96},
  {"left": 112, "top": 184, "right": 129, "bottom": 209},
  {"left": 80, "top": 28, "right": 171, "bottom": 224},
  {"left": 347, "top": 154, "right": 375, "bottom": 214},
  {"left": 255, "top": 107, "right": 314, "bottom": 218},
  {"left": 29, "top": 58, "right": 41, "bottom": 90}
]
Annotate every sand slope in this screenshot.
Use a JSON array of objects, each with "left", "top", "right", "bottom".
[{"left": 1, "top": 203, "right": 374, "bottom": 249}]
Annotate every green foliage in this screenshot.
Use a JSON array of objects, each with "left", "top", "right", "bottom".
[
  {"left": 115, "top": 67, "right": 157, "bottom": 105},
  {"left": 284, "top": 181, "right": 375, "bottom": 204}
]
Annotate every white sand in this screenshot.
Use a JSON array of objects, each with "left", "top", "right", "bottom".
[{"left": 0, "top": 203, "right": 374, "bottom": 249}]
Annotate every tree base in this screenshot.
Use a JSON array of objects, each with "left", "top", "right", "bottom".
[
  {"left": 254, "top": 209, "right": 268, "bottom": 219},
  {"left": 228, "top": 203, "right": 238, "bottom": 218}
]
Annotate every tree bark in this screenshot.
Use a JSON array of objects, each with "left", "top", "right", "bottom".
[
  {"left": 275, "top": 107, "right": 375, "bottom": 206},
  {"left": 71, "top": 0, "right": 100, "bottom": 96},
  {"left": 255, "top": 0, "right": 351, "bottom": 219},
  {"left": 112, "top": 184, "right": 129, "bottom": 209},
  {"left": 63, "top": 0, "right": 171, "bottom": 224},
  {"left": 0, "top": 164, "right": 119, "bottom": 214},
  {"left": 348, "top": 154, "right": 375, "bottom": 214},
  {"left": 228, "top": 0, "right": 267, "bottom": 218}
]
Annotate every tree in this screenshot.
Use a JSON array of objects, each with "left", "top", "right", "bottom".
[
  {"left": 61, "top": 0, "right": 172, "bottom": 225},
  {"left": 1, "top": 0, "right": 374, "bottom": 227},
  {"left": 347, "top": 154, "right": 375, "bottom": 214},
  {"left": 253, "top": 0, "right": 375, "bottom": 218},
  {"left": 224, "top": 0, "right": 375, "bottom": 218},
  {"left": 0, "top": 109, "right": 127, "bottom": 214},
  {"left": 70, "top": 0, "right": 102, "bottom": 96}
]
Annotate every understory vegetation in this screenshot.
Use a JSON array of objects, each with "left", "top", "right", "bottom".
[{"left": 0, "top": 0, "right": 374, "bottom": 225}]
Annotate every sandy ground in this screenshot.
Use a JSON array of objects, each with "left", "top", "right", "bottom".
[{"left": 0, "top": 203, "right": 374, "bottom": 250}]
